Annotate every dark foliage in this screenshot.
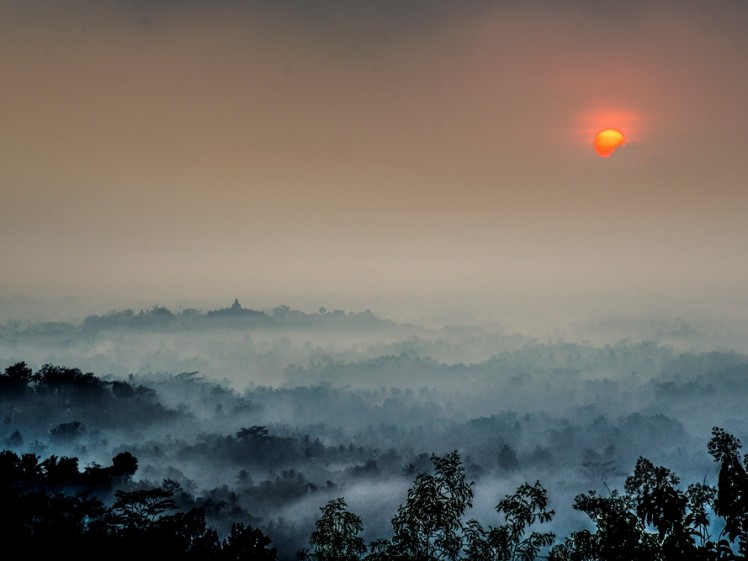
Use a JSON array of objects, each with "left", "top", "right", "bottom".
[
  {"left": 0, "top": 448, "right": 277, "bottom": 560},
  {"left": 7, "top": 359, "right": 748, "bottom": 560},
  {"left": 4, "top": 426, "right": 748, "bottom": 561},
  {"left": 297, "top": 429, "right": 748, "bottom": 561},
  {"left": 0, "top": 361, "right": 177, "bottom": 435}
]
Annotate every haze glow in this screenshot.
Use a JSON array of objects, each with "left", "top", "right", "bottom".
[{"left": 2, "top": 1, "right": 748, "bottom": 325}]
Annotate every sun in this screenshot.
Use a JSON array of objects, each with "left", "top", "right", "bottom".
[{"left": 594, "top": 128, "right": 626, "bottom": 158}]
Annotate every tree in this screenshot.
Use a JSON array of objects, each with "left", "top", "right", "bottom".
[
  {"left": 465, "top": 481, "right": 555, "bottom": 561},
  {"left": 623, "top": 457, "right": 694, "bottom": 559},
  {"left": 110, "top": 451, "right": 139, "bottom": 479},
  {"left": 0, "top": 447, "right": 277, "bottom": 560},
  {"left": 41, "top": 454, "right": 81, "bottom": 488},
  {"left": 549, "top": 489, "right": 654, "bottom": 561},
  {"left": 549, "top": 430, "right": 748, "bottom": 561},
  {"left": 303, "top": 497, "right": 366, "bottom": 561},
  {"left": 36, "top": 364, "right": 97, "bottom": 389},
  {"left": 148, "top": 507, "right": 222, "bottom": 558},
  {"left": 111, "top": 480, "right": 179, "bottom": 530},
  {"left": 83, "top": 451, "right": 139, "bottom": 491},
  {"left": 220, "top": 522, "right": 278, "bottom": 561},
  {"left": 380, "top": 450, "right": 474, "bottom": 561},
  {"left": 0, "top": 361, "right": 33, "bottom": 393},
  {"left": 236, "top": 425, "right": 270, "bottom": 441},
  {"left": 707, "top": 426, "right": 748, "bottom": 558},
  {"left": 49, "top": 420, "right": 85, "bottom": 444}
]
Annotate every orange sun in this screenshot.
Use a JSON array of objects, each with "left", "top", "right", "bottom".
[{"left": 594, "top": 128, "right": 626, "bottom": 158}]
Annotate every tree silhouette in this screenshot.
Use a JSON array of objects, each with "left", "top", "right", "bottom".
[
  {"left": 464, "top": 481, "right": 555, "bottom": 561},
  {"left": 0, "top": 447, "right": 279, "bottom": 560},
  {"left": 370, "top": 450, "right": 474, "bottom": 561},
  {"left": 301, "top": 497, "right": 366, "bottom": 561},
  {"left": 49, "top": 420, "right": 85, "bottom": 444},
  {"left": 708, "top": 426, "right": 748, "bottom": 558},
  {"left": 622, "top": 457, "right": 694, "bottom": 558},
  {"left": 111, "top": 480, "right": 180, "bottom": 530},
  {"left": 220, "top": 522, "right": 278, "bottom": 561},
  {"left": 549, "top": 427, "right": 748, "bottom": 561},
  {"left": 0, "top": 361, "right": 33, "bottom": 394}
]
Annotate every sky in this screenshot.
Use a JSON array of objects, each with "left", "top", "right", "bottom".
[{"left": 2, "top": 0, "right": 748, "bottom": 325}]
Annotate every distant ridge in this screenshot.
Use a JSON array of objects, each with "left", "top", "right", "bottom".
[{"left": 1, "top": 300, "right": 403, "bottom": 336}]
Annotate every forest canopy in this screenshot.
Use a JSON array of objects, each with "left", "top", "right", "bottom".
[
  {"left": 2, "top": 360, "right": 748, "bottom": 559},
  {"left": 2, "top": 426, "right": 748, "bottom": 560}
]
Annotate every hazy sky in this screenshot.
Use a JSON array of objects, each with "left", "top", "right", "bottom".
[{"left": 2, "top": 0, "right": 748, "bottom": 323}]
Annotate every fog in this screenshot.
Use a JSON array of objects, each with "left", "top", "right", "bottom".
[
  {"left": 2, "top": 301, "right": 748, "bottom": 558},
  {"left": 3, "top": 0, "right": 748, "bottom": 557}
]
